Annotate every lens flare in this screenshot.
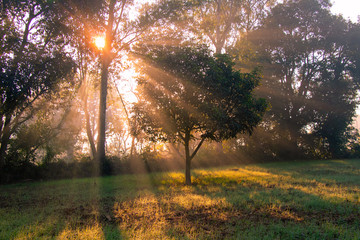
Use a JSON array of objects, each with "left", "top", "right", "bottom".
[{"left": 94, "top": 36, "right": 105, "bottom": 49}]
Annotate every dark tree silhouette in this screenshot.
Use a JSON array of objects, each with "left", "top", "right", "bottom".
[{"left": 0, "top": 0, "right": 76, "bottom": 173}]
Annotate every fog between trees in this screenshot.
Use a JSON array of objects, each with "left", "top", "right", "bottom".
[{"left": 0, "top": 0, "right": 359, "bottom": 183}]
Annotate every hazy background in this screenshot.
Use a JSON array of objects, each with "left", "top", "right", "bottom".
[{"left": 331, "top": 0, "right": 360, "bottom": 22}]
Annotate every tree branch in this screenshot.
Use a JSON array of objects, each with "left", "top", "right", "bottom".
[{"left": 190, "top": 137, "right": 206, "bottom": 160}]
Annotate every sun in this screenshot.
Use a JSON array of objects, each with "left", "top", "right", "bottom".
[{"left": 94, "top": 36, "right": 106, "bottom": 49}]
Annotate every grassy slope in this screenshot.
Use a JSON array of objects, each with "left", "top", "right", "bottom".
[{"left": 0, "top": 159, "right": 360, "bottom": 239}]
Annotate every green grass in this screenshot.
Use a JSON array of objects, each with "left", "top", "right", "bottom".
[{"left": 1, "top": 159, "right": 360, "bottom": 239}]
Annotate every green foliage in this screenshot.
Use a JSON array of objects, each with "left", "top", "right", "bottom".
[
  {"left": 0, "top": 0, "right": 76, "bottom": 169},
  {"left": 246, "top": 0, "right": 360, "bottom": 159},
  {"left": 132, "top": 44, "right": 267, "bottom": 184},
  {"left": 0, "top": 0, "right": 75, "bottom": 114},
  {"left": 176, "top": 0, "right": 276, "bottom": 54},
  {"left": 133, "top": 44, "right": 267, "bottom": 143}
]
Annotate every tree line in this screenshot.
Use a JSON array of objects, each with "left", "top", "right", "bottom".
[{"left": 0, "top": 0, "right": 359, "bottom": 184}]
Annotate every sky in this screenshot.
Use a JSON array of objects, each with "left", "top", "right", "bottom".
[{"left": 331, "top": 0, "right": 360, "bottom": 22}]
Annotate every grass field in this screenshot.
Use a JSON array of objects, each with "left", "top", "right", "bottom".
[{"left": 0, "top": 159, "right": 360, "bottom": 239}]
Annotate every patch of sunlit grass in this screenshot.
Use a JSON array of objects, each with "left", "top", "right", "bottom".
[
  {"left": 1, "top": 159, "right": 360, "bottom": 239},
  {"left": 57, "top": 224, "right": 104, "bottom": 240},
  {"left": 160, "top": 172, "right": 185, "bottom": 186},
  {"left": 11, "top": 217, "right": 62, "bottom": 240},
  {"left": 113, "top": 191, "right": 231, "bottom": 239},
  {"left": 172, "top": 193, "right": 228, "bottom": 209}
]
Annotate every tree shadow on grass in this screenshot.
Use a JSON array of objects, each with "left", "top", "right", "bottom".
[
  {"left": 154, "top": 166, "right": 360, "bottom": 239},
  {"left": 0, "top": 182, "right": 71, "bottom": 239},
  {"left": 3, "top": 160, "right": 359, "bottom": 239},
  {"left": 259, "top": 159, "right": 360, "bottom": 187},
  {"left": 0, "top": 177, "right": 127, "bottom": 240},
  {"left": 98, "top": 176, "right": 125, "bottom": 240}
]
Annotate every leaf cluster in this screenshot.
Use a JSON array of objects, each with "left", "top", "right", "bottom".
[{"left": 132, "top": 44, "right": 268, "bottom": 144}]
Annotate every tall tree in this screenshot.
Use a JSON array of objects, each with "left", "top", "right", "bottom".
[
  {"left": 77, "top": 54, "right": 98, "bottom": 159},
  {"left": 132, "top": 45, "right": 267, "bottom": 185},
  {"left": 182, "top": 0, "right": 276, "bottom": 54},
  {"left": 247, "top": 0, "right": 360, "bottom": 158},
  {"left": 311, "top": 21, "right": 360, "bottom": 157},
  {"left": 95, "top": 0, "right": 116, "bottom": 168},
  {"left": 0, "top": 0, "right": 76, "bottom": 171},
  {"left": 59, "top": 0, "right": 186, "bottom": 170}
]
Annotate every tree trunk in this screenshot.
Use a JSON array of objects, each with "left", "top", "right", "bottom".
[
  {"left": 96, "top": 58, "right": 109, "bottom": 168},
  {"left": 85, "top": 100, "right": 96, "bottom": 159},
  {"left": 215, "top": 43, "right": 223, "bottom": 55},
  {"left": 184, "top": 130, "right": 191, "bottom": 185},
  {"left": 0, "top": 142, "right": 8, "bottom": 171},
  {"left": 183, "top": 131, "right": 206, "bottom": 185},
  {"left": 0, "top": 115, "right": 12, "bottom": 170},
  {"left": 185, "top": 144, "right": 191, "bottom": 185},
  {"left": 95, "top": 0, "right": 116, "bottom": 171},
  {"left": 115, "top": 82, "right": 134, "bottom": 157}
]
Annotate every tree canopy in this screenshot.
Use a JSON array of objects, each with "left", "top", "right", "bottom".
[
  {"left": 246, "top": 0, "right": 360, "bottom": 159},
  {"left": 132, "top": 44, "right": 267, "bottom": 184},
  {"left": 0, "top": 0, "right": 76, "bottom": 174}
]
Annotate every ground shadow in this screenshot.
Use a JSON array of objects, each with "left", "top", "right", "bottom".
[
  {"left": 152, "top": 162, "right": 360, "bottom": 239},
  {"left": 2, "top": 159, "right": 359, "bottom": 239},
  {"left": 99, "top": 176, "right": 125, "bottom": 240}
]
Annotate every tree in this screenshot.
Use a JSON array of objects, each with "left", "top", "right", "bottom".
[
  {"left": 180, "top": 0, "right": 276, "bottom": 54},
  {"left": 247, "top": 0, "right": 360, "bottom": 159},
  {"left": 94, "top": 0, "right": 115, "bottom": 171},
  {"left": 58, "top": 0, "right": 187, "bottom": 170},
  {"left": 7, "top": 92, "right": 82, "bottom": 166},
  {"left": 311, "top": 21, "right": 360, "bottom": 157},
  {"left": 76, "top": 54, "right": 99, "bottom": 159},
  {"left": 132, "top": 45, "right": 267, "bottom": 185},
  {"left": 0, "top": 0, "right": 76, "bottom": 171}
]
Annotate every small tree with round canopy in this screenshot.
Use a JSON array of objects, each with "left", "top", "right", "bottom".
[{"left": 132, "top": 45, "right": 268, "bottom": 185}]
